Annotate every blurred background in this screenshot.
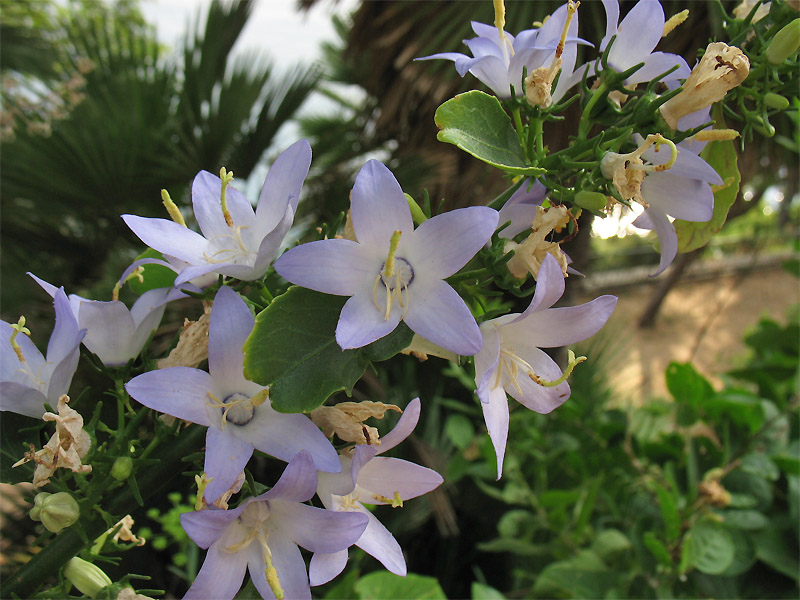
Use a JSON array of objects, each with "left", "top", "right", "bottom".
[{"left": 1, "top": 1, "right": 797, "bottom": 598}]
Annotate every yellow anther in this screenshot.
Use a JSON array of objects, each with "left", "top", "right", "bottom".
[
  {"left": 392, "top": 491, "right": 404, "bottom": 508},
  {"left": 372, "top": 492, "right": 404, "bottom": 507},
  {"left": 691, "top": 129, "right": 740, "bottom": 142},
  {"left": 219, "top": 167, "right": 235, "bottom": 227},
  {"left": 663, "top": 10, "right": 689, "bottom": 37},
  {"left": 161, "top": 189, "right": 186, "bottom": 227},
  {"left": 9, "top": 316, "right": 30, "bottom": 362},
  {"left": 112, "top": 266, "right": 145, "bottom": 301}
]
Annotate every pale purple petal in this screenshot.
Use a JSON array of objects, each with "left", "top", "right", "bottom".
[
  {"left": 506, "top": 346, "right": 571, "bottom": 413},
  {"left": 643, "top": 142, "right": 723, "bottom": 185},
  {"left": 309, "top": 550, "right": 348, "bottom": 587},
  {"left": 349, "top": 445, "right": 378, "bottom": 485},
  {"left": 203, "top": 427, "right": 254, "bottom": 505},
  {"left": 632, "top": 210, "right": 654, "bottom": 230},
  {"left": 376, "top": 397, "right": 421, "bottom": 454},
  {"left": 336, "top": 291, "right": 402, "bottom": 350},
  {"left": 480, "top": 384, "right": 510, "bottom": 479},
  {"left": 609, "top": 0, "right": 664, "bottom": 70},
  {"left": 475, "top": 323, "right": 502, "bottom": 401},
  {"left": 192, "top": 171, "right": 254, "bottom": 240},
  {"left": 237, "top": 405, "right": 340, "bottom": 473},
  {"left": 406, "top": 207, "right": 498, "bottom": 279},
  {"left": 251, "top": 532, "right": 310, "bottom": 600},
  {"left": 351, "top": 160, "right": 414, "bottom": 249},
  {"left": 208, "top": 286, "right": 253, "bottom": 384},
  {"left": 274, "top": 239, "right": 377, "bottom": 296},
  {"left": 249, "top": 206, "right": 294, "bottom": 278},
  {"left": 121, "top": 215, "right": 208, "bottom": 264},
  {"left": 627, "top": 52, "right": 690, "bottom": 84},
  {"left": 414, "top": 51, "right": 470, "bottom": 65},
  {"left": 184, "top": 542, "right": 247, "bottom": 600},
  {"left": 77, "top": 301, "right": 138, "bottom": 366},
  {"left": 1, "top": 321, "right": 44, "bottom": 381},
  {"left": 125, "top": 367, "right": 213, "bottom": 426},
  {"left": 257, "top": 139, "right": 312, "bottom": 222},
  {"left": 644, "top": 207, "right": 678, "bottom": 276},
  {"left": 180, "top": 507, "right": 242, "bottom": 549},
  {"left": 464, "top": 37, "right": 504, "bottom": 61},
  {"left": 505, "top": 296, "right": 618, "bottom": 348},
  {"left": 0, "top": 382, "right": 48, "bottom": 418},
  {"left": 357, "top": 457, "right": 443, "bottom": 501},
  {"left": 600, "top": 0, "right": 621, "bottom": 50},
  {"left": 173, "top": 263, "right": 223, "bottom": 286},
  {"left": 403, "top": 280, "right": 481, "bottom": 356},
  {"left": 45, "top": 288, "right": 84, "bottom": 364},
  {"left": 643, "top": 173, "right": 715, "bottom": 222},
  {"left": 468, "top": 55, "right": 514, "bottom": 97},
  {"left": 263, "top": 450, "right": 318, "bottom": 503},
  {"left": 354, "top": 507, "right": 407, "bottom": 576},
  {"left": 277, "top": 502, "right": 367, "bottom": 553},
  {"left": 514, "top": 254, "right": 565, "bottom": 320},
  {"left": 317, "top": 455, "right": 359, "bottom": 500}
]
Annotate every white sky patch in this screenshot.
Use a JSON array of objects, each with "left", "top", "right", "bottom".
[{"left": 591, "top": 202, "right": 649, "bottom": 239}]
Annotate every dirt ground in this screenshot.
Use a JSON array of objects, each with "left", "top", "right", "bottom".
[{"left": 583, "top": 266, "right": 799, "bottom": 403}]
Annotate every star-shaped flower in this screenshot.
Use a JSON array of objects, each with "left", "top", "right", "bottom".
[
  {"left": 180, "top": 451, "right": 367, "bottom": 600},
  {"left": 125, "top": 285, "right": 340, "bottom": 505},
  {"left": 474, "top": 254, "right": 617, "bottom": 478},
  {"left": 1, "top": 288, "right": 85, "bottom": 418},
  {"left": 309, "top": 398, "right": 443, "bottom": 584},
  {"left": 274, "top": 159, "right": 498, "bottom": 356},
  {"left": 122, "top": 140, "right": 312, "bottom": 285}
]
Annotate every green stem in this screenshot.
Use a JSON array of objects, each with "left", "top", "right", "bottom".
[
  {"left": 512, "top": 107, "right": 527, "bottom": 160},
  {"left": 448, "top": 268, "right": 492, "bottom": 284},
  {"left": 578, "top": 82, "right": 608, "bottom": 140}
]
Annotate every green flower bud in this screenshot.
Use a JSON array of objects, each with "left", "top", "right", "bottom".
[
  {"left": 111, "top": 456, "right": 134, "bottom": 481},
  {"left": 765, "top": 19, "right": 800, "bottom": 64},
  {"left": 35, "top": 492, "right": 80, "bottom": 533},
  {"left": 29, "top": 492, "right": 52, "bottom": 522},
  {"left": 573, "top": 190, "right": 609, "bottom": 213},
  {"left": 63, "top": 557, "right": 113, "bottom": 598},
  {"left": 764, "top": 92, "right": 790, "bottom": 110}
]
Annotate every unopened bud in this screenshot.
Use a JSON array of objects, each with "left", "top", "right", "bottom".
[
  {"left": 111, "top": 456, "right": 134, "bottom": 481},
  {"left": 63, "top": 557, "right": 113, "bottom": 598},
  {"left": 764, "top": 92, "right": 790, "bottom": 110},
  {"left": 573, "top": 190, "right": 608, "bottom": 212},
  {"left": 30, "top": 491, "right": 80, "bottom": 533},
  {"left": 765, "top": 19, "right": 800, "bottom": 64}
]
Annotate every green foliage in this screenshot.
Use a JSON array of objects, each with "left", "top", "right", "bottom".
[
  {"left": 434, "top": 91, "right": 546, "bottom": 176},
  {"left": 354, "top": 571, "right": 448, "bottom": 600}
]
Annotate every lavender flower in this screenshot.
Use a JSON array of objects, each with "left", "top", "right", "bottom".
[
  {"left": 474, "top": 254, "right": 617, "bottom": 478},
  {"left": 180, "top": 451, "right": 367, "bottom": 600},
  {"left": 310, "top": 398, "right": 443, "bottom": 584},
  {"left": 122, "top": 140, "right": 312, "bottom": 285},
  {"left": 1, "top": 288, "right": 85, "bottom": 418},
  {"left": 30, "top": 274, "right": 180, "bottom": 368},
  {"left": 125, "top": 285, "right": 340, "bottom": 505},
  {"left": 497, "top": 179, "right": 547, "bottom": 240},
  {"left": 417, "top": 3, "right": 585, "bottom": 102},
  {"left": 274, "top": 159, "right": 498, "bottom": 356},
  {"left": 597, "top": 0, "right": 691, "bottom": 85}
]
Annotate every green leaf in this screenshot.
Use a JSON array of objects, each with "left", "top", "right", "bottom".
[
  {"left": 434, "top": 91, "right": 546, "bottom": 176},
  {"left": 689, "top": 518, "right": 735, "bottom": 575},
  {"left": 355, "top": 572, "right": 447, "bottom": 600},
  {"left": 655, "top": 484, "right": 681, "bottom": 543},
  {"left": 591, "top": 529, "right": 632, "bottom": 559},
  {"left": 720, "top": 526, "right": 756, "bottom": 577},
  {"left": 476, "top": 538, "right": 552, "bottom": 556},
  {"left": 665, "top": 362, "right": 714, "bottom": 411},
  {"left": 532, "top": 551, "right": 616, "bottom": 599},
  {"left": 126, "top": 249, "right": 177, "bottom": 295},
  {"left": 741, "top": 453, "right": 780, "bottom": 481},
  {"left": 643, "top": 531, "right": 673, "bottom": 567},
  {"left": 751, "top": 527, "right": 800, "bottom": 581},
  {"left": 242, "top": 287, "right": 412, "bottom": 413},
  {"left": 674, "top": 122, "right": 741, "bottom": 253},
  {"left": 471, "top": 582, "right": 505, "bottom": 600},
  {"left": 445, "top": 413, "right": 475, "bottom": 450},
  {"left": 718, "top": 509, "right": 769, "bottom": 530}
]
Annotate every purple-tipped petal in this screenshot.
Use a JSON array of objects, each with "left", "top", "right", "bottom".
[
  {"left": 357, "top": 457, "right": 443, "bottom": 501},
  {"left": 180, "top": 507, "right": 242, "bottom": 549},
  {"left": 257, "top": 139, "right": 312, "bottom": 222},
  {"left": 184, "top": 542, "right": 248, "bottom": 600},
  {"left": 278, "top": 503, "right": 367, "bottom": 554},
  {"left": 351, "top": 160, "right": 414, "bottom": 249},
  {"left": 403, "top": 280, "right": 481, "bottom": 356},
  {"left": 505, "top": 296, "right": 618, "bottom": 348},
  {"left": 274, "top": 239, "right": 377, "bottom": 296},
  {"left": 407, "top": 207, "right": 498, "bottom": 279},
  {"left": 309, "top": 550, "right": 348, "bottom": 587},
  {"left": 263, "top": 450, "right": 318, "bottom": 503},
  {"left": 336, "top": 291, "right": 403, "bottom": 350},
  {"left": 121, "top": 215, "right": 208, "bottom": 264},
  {"left": 125, "top": 367, "right": 213, "bottom": 426},
  {"left": 514, "top": 254, "right": 565, "bottom": 320},
  {"left": 203, "top": 427, "right": 253, "bottom": 505},
  {"left": 643, "top": 173, "right": 715, "bottom": 222},
  {"left": 46, "top": 288, "right": 84, "bottom": 364},
  {"left": 355, "top": 507, "right": 407, "bottom": 576},
  {"left": 480, "top": 384, "right": 510, "bottom": 480},
  {"left": 0, "top": 382, "right": 48, "bottom": 419},
  {"left": 376, "top": 397, "right": 421, "bottom": 454},
  {"left": 208, "top": 286, "right": 253, "bottom": 383},
  {"left": 628, "top": 52, "right": 690, "bottom": 84},
  {"left": 609, "top": 0, "right": 664, "bottom": 69},
  {"left": 645, "top": 207, "right": 678, "bottom": 276}
]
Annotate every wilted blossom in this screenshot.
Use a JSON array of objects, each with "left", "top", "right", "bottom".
[
  {"left": 122, "top": 140, "right": 311, "bottom": 285},
  {"left": 310, "top": 398, "right": 444, "bottom": 584},
  {"left": 30, "top": 274, "right": 181, "bottom": 367},
  {"left": 474, "top": 255, "right": 617, "bottom": 478},
  {"left": 417, "top": 3, "right": 586, "bottom": 103},
  {"left": 597, "top": 0, "right": 691, "bottom": 85},
  {"left": 1, "top": 287, "right": 85, "bottom": 418},
  {"left": 180, "top": 451, "right": 368, "bottom": 600},
  {"left": 274, "top": 159, "right": 498, "bottom": 356},
  {"left": 125, "top": 285, "right": 340, "bottom": 505}
]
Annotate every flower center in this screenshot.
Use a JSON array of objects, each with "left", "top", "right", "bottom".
[
  {"left": 203, "top": 225, "right": 256, "bottom": 266},
  {"left": 495, "top": 346, "right": 586, "bottom": 394},
  {"left": 601, "top": 134, "right": 678, "bottom": 205},
  {"left": 372, "top": 231, "right": 415, "bottom": 320},
  {"left": 207, "top": 389, "right": 268, "bottom": 428}
]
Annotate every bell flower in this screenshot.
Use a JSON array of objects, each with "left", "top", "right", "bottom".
[
  {"left": 180, "top": 451, "right": 368, "bottom": 600},
  {"left": 416, "top": 3, "right": 586, "bottom": 102},
  {"left": 474, "top": 254, "right": 617, "bottom": 478},
  {"left": 496, "top": 179, "right": 547, "bottom": 241},
  {"left": 1, "top": 288, "right": 85, "bottom": 418},
  {"left": 274, "top": 159, "right": 498, "bottom": 356},
  {"left": 597, "top": 0, "right": 690, "bottom": 85},
  {"left": 122, "top": 140, "right": 312, "bottom": 285},
  {"left": 309, "top": 398, "right": 443, "bottom": 584},
  {"left": 30, "top": 274, "right": 180, "bottom": 367},
  {"left": 125, "top": 285, "right": 340, "bottom": 505}
]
